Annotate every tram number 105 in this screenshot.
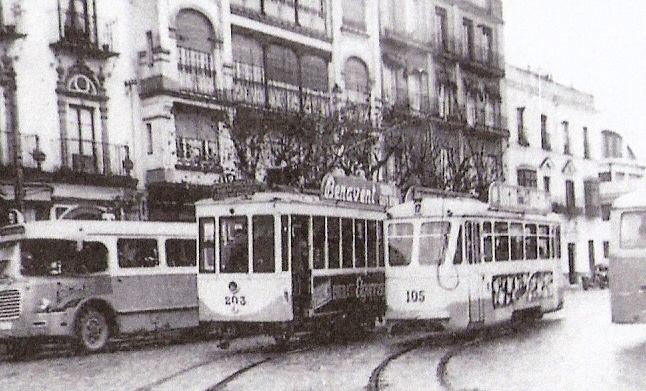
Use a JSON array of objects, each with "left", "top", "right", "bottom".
[
  {"left": 225, "top": 295, "right": 247, "bottom": 306},
  {"left": 406, "top": 290, "right": 425, "bottom": 303}
]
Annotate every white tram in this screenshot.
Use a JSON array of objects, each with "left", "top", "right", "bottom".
[
  {"left": 385, "top": 183, "right": 565, "bottom": 331},
  {"left": 196, "top": 175, "right": 395, "bottom": 342}
]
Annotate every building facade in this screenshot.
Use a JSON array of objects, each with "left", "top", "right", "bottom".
[
  {"left": 504, "top": 64, "right": 605, "bottom": 284},
  {"left": 0, "top": 0, "right": 508, "bottom": 223}
]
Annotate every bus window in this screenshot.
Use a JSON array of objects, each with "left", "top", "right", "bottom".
[
  {"left": 281, "top": 215, "right": 289, "bottom": 271},
  {"left": 367, "top": 220, "right": 377, "bottom": 267},
  {"left": 291, "top": 215, "right": 310, "bottom": 271},
  {"left": 453, "top": 225, "right": 463, "bottom": 264},
  {"left": 199, "top": 217, "right": 215, "bottom": 273},
  {"left": 483, "top": 221, "right": 493, "bottom": 262},
  {"left": 220, "top": 216, "right": 249, "bottom": 273},
  {"left": 253, "top": 215, "right": 275, "bottom": 273},
  {"left": 388, "top": 223, "right": 414, "bottom": 266},
  {"left": 494, "top": 222, "right": 509, "bottom": 261},
  {"left": 342, "top": 218, "right": 354, "bottom": 268},
  {"left": 21, "top": 239, "right": 108, "bottom": 276},
  {"left": 525, "top": 224, "right": 537, "bottom": 260},
  {"left": 510, "top": 223, "right": 523, "bottom": 260},
  {"left": 538, "top": 225, "right": 550, "bottom": 259},
  {"left": 620, "top": 212, "right": 646, "bottom": 249},
  {"left": 377, "top": 221, "right": 385, "bottom": 267},
  {"left": 355, "top": 219, "right": 367, "bottom": 268},
  {"left": 328, "top": 217, "right": 340, "bottom": 269},
  {"left": 313, "top": 216, "right": 326, "bottom": 269},
  {"left": 165, "top": 239, "right": 197, "bottom": 267},
  {"left": 118, "top": 238, "right": 159, "bottom": 268},
  {"left": 419, "top": 222, "right": 450, "bottom": 265}
]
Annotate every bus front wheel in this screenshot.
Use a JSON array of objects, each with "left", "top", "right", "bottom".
[{"left": 76, "top": 307, "right": 111, "bottom": 353}]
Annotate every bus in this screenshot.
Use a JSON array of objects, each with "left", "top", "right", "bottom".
[
  {"left": 196, "top": 174, "right": 395, "bottom": 343},
  {"left": 385, "top": 183, "right": 564, "bottom": 331},
  {"left": 609, "top": 186, "right": 646, "bottom": 323},
  {"left": 0, "top": 220, "right": 197, "bottom": 357}
]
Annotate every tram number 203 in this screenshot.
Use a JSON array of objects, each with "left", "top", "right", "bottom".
[
  {"left": 225, "top": 295, "right": 247, "bottom": 306},
  {"left": 406, "top": 290, "right": 425, "bottom": 303}
]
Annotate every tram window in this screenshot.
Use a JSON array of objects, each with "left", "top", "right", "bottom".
[
  {"left": 253, "top": 215, "right": 275, "bottom": 273},
  {"left": 342, "top": 218, "right": 354, "bottom": 268},
  {"left": 220, "top": 216, "right": 249, "bottom": 273},
  {"left": 483, "top": 234, "right": 493, "bottom": 262},
  {"left": 555, "top": 226, "right": 561, "bottom": 258},
  {"left": 419, "top": 222, "right": 450, "bottom": 265},
  {"left": 313, "top": 216, "right": 326, "bottom": 269},
  {"left": 465, "top": 222, "right": 473, "bottom": 264},
  {"left": 494, "top": 221, "right": 509, "bottom": 261},
  {"left": 510, "top": 223, "right": 523, "bottom": 260},
  {"left": 281, "top": 216, "right": 289, "bottom": 271},
  {"left": 199, "top": 217, "right": 215, "bottom": 272},
  {"left": 538, "top": 225, "right": 550, "bottom": 259},
  {"left": 453, "top": 225, "right": 463, "bottom": 264},
  {"left": 367, "top": 220, "right": 377, "bottom": 267},
  {"left": 355, "top": 219, "right": 367, "bottom": 267},
  {"left": 388, "top": 223, "right": 414, "bottom": 266},
  {"left": 525, "top": 224, "right": 538, "bottom": 260},
  {"left": 166, "top": 239, "right": 197, "bottom": 267},
  {"left": 118, "top": 238, "right": 159, "bottom": 268},
  {"left": 328, "top": 217, "right": 341, "bottom": 269},
  {"left": 291, "top": 215, "right": 310, "bottom": 271},
  {"left": 483, "top": 221, "right": 492, "bottom": 233},
  {"left": 377, "top": 221, "right": 385, "bottom": 267},
  {"left": 620, "top": 212, "right": 646, "bottom": 249}
]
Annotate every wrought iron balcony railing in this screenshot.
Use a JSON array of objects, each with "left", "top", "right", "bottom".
[{"left": 175, "top": 137, "right": 222, "bottom": 173}]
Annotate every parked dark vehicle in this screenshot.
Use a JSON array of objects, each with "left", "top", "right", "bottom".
[{"left": 582, "top": 264, "right": 609, "bottom": 290}]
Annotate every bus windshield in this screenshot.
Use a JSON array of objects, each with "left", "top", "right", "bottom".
[
  {"left": 0, "top": 242, "right": 17, "bottom": 280},
  {"left": 20, "top": 239, "right": 108, "bottom": 277},
  {"left": 620, "top": 211, "right": 646, "bottom": 249}
]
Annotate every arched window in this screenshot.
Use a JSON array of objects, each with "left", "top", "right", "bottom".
[
  {"left": 176, "top": 9, "right": 215, "bottom": 52},
  {"left": 344, "top": 57, "right": 369, "bottom": 93}
]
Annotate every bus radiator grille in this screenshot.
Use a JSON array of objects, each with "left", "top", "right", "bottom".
[{"left": 0, "top": 289, "right": 21, "bottom": 321}]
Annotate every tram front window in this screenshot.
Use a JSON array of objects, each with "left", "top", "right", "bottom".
[
  {"left": 388, "top": 223, "right": 414, "bottom": 266},
  {"left": 253, "top": 215, "right": 275, "bottom": 273},
  {"left": 620, "top": 211, "right": 646, "bottom": 249},
  {"left": 419, "top": 222, "right": 450, "bottom": 265},
  {"left": 220, "top": 216, "right": 249, "bottom": 273}
]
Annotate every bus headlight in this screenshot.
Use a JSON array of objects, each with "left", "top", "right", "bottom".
[{"left": 37, "top": 298, "right": 51, "bottom": 312}]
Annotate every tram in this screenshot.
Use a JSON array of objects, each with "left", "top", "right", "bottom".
[
  {"left": 609, "top": 186, "right": 646, "bottom": 323},
  {"left": 196, "top": 174, "right": 397, "bottom": 342},
  {"left": 385, "top": 183, "right": 564, "bottom": 331}
]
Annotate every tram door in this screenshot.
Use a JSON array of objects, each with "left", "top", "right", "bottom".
[
  {"left": 465, "top": 221, "right": 485, "bottom": 324},
  {"left": 290, "top": 215, "right": 312, "bottom": 321}
]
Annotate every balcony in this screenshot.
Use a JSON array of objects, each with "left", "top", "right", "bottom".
[
  {"left": 230, "top": 0, "right": 329, "bottom": 41},
  {"left": 380, "top": 28, "right": 432, "bottom": 52},
  {"left": 232, "top": 62, "right": 331, "bottom": 117},
  {"left": 381, "top": 90, "right": 432, "bottom": 123},
  {"left": 552, "top": 202, "right": 583, "bottom": 218},
  {"left": 462, "top": 105, "right": 509, "bottom": 137},
  {"left": 51, "top": 0, "right": 118, "bottom": 60},
  {"left": 175, "top": 137, "right": 222, "bottom": 173},
  {"left": 432, "top": 37, "right": 462, "bottom": 61},
  {"left": 0, "top": 23, "right": 25, "bottom": 42},
  {"left": 459, "top": 44, "right": 505, "bottom": 78}
]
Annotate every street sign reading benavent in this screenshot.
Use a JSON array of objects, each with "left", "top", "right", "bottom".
[{"left": 320, "top": 173, "right": 400, "bottom": 207}]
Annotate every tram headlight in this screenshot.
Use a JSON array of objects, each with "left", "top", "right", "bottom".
[
  {"left": 228, "top": 281, "right": 238, "bottom": 294},
  {"left": 37, "top": 298, "right": 51, "bottom": 312}
]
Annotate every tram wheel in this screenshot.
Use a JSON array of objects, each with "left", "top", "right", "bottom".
[{"left": 76, "top": 307, "right": 111, "bottom": 353}]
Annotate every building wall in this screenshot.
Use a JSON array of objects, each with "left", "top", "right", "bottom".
[{"left": 504, "top": 64, "right": 605, "bottom": 282}]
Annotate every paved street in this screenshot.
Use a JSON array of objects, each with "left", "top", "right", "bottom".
[{"left": 0, "top": 289, "right": 642, "bottom": 391}]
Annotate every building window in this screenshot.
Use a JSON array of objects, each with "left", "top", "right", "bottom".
[
  {"left": 602, "top": 130, "right": 623, "bottom": 158},
  {"left": 301, "top": 54, "right": 328, "bottom": 92},
  {"left": 583, "top": 127, "right": 590, "bottom": 159},
  {"left": 146, "top": 123, "right": 153, "bottom": 155},
  {"left": 603, "top": 241, "right": 609, "bottom": 258},
  {"left": 67, "top": 104, "right": 99, "bottom": 174},
  {"left": 541, "top": 114, "right": 550, "bottom": 151},
  {"left": 266, "top": 45, "right": 299, "bottom": 86},
  {"left": 599, "top": 171, "right": 611, "bottom": 182},
  {"left": 435, "top": 7, "right": 448, "bottom": 50},
  {"left": 344, "top": 57, "right": 370, "bottom": 99},
  {"left": 584, "top": 180, "right": 600, "bottom": 217},
  {"left": 562, "top": 121, "right": 571, "bottom": 155},
  {"left": 174, "top": 105, "right": 220, "bottom": 171},
  {"left": 543, "top": 176, "right": 551, "bottom": 194},
  {"left": 63, "top": 0, "right": 96, "bottom": 44},
  {"left": 517, "top": 107, "right": 528, "bottom": 146},
  {"left": 481, "top": 26, "right": 492, "bottom": 63},
  {"left": 462, "top": 18, "right": 474, "bottom": 59},
  {"left": 517, "top": 168, "right": 537, "bottom": 188},
  {"left": 601, "top": 203, "right": 611, "bottom": 221},
  {"left": 342, "top": 0, "right": 365, "bottom": 30},
  {"left": 565, "top": 179, "right": 576, "bottom": 209}
]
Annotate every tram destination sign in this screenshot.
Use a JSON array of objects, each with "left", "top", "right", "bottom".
[{"left": 320, "top": 173, "right": 400, "bottom": 207}]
